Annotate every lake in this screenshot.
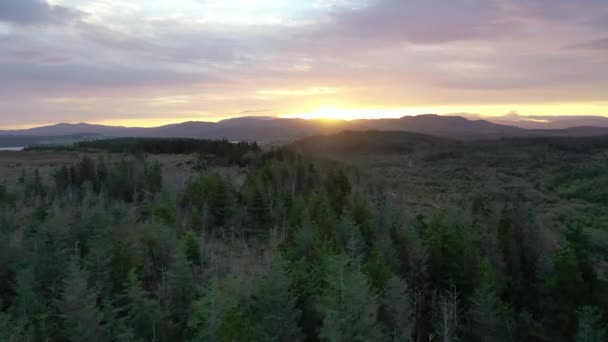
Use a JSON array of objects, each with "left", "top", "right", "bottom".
[{"left": 0, "top": 147, "right": 25, "bottom": 151}]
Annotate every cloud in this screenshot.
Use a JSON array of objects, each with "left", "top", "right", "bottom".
[
  {"left": 0, "top": 0, "right": 80, "bottom": 26},
  {"left": 321, "top": 0, "right": 507, "bottom": 44},
  {"left": 1, "top": 0, "right": 608, "bottom": 127},
  {"left": 310, "top": 0, "right": 608, "bottom": 46},
  {"left": 569, "top": 37, "right": 608, "bottom": 50},
  {"left": 0, "top": 62, "right": 216, "bottom": 96}
]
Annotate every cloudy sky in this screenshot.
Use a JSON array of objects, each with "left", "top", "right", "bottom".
[{"left": 1, "top": 0, "right": 607, "bottom": 128}]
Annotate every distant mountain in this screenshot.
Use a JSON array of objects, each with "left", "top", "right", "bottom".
[
  {"left": 474, "top": 114, "right": 608, "bottom": 130},
  {"left": 1, "top": 123, "right": 133, "bottom": 136},
  {"left": 3, "top": 114, "right": 608, "bottom": 144},
  {"left": 348, "top": 114, "right": 525, "bottom": 139}
]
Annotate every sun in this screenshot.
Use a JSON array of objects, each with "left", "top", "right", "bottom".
[
  {"left": 281, "top": 105, "right": 412, "bottom": 121},
  {"left": 282, "top": 106, "right": 365, "bottom": 121}
]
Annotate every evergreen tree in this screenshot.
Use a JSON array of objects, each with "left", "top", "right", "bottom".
[
  {"left": 425, "top": 210, "right": 478, "bottom": 295},
  {"left": 189, "top": 280, "right": 230, "bottom": 341},
  {"left": 317, "top": 255, "right": 383, "bottom": 342},
  {"left": 576, "top": 306, "right": 606, "bottom": 342},
  {"left": 206, "top": 173, "right": 230, "bottom": 228},
  {"left": 565, "top": 225, "right": 596, "bottom": 293},
  {"left": 382, "top": 275, "right": 414, "bottom": 342},
  {"left": 546, "top": 244, "right": 586, "bottom": 337},
  {"left": 182, "top": 231, "right": 202, "bottom": 266},
  {"left": 144, "top": 161, "right": 163, "bottom": 194},
  {"left": 247, "top": 178, "right": 271, "bottom": 231},
  {"left": 120, "top": 270, "right": 167, "bottom": 341},
  {"left": 100, "top": 299, "right": 137, "bottom": 342},
  {"left": 10, "top": 267, "right": 51, "bottom": 340},
  {"left": 56, "top": 259, "right": 105, "bottom": 342},
  {"left": 0, "top": 311, "right": 34, "bottom": 342},
  {"left": 166, "top": 243, "right": 195, "bottom": 326},
  {"left": 327, "top": 169, "right": 351, "bottom": 216},
  {"left": 250, "top": 258, "right": 302, "bottom": 341},
  {"left": 364, "top": 248, "right": 392, "bottom": 291},
  {"left": 468, "top": 260, "right": 512, "bottom": 342}
]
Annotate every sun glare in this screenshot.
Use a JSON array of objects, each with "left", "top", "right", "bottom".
[{"left": 281, "top": 106, "right": 410, "bottom": 121}]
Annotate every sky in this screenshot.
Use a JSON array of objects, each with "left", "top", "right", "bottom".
[{"left": 1, "top": 0, "right": 607, "bottom": 128}]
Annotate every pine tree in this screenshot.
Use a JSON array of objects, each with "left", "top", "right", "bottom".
[
  {"left": 469, "top": 259, "right": 511, "bottom": 342},
  {"left": 250, "top": 258, "right": 302, "bottom": 341},
  {"left": 167, "top": 243, "right": 195, "bottom": 326},
  {"left": 207, "top": 173, "right": 231, "bottom": 228},
  {"left": 100, "top": 299, "right": 137, "bottom": 342},
  {"left": 364, "top": 248, "right": 392, "bottom": 291},
  {"left": 10, "top": 267, "right": 50, "bottom": 340},
  {"left": 144, "top": 161, "right": 163, "bottom": 194},
  {"left": 565, "top": 225, "right": 596, "bottom": 293},
  {"left": 0, "top": 311, "right": 34, "bottom": 342},
  {"left": 425, "top": 210, "right": 478, "bottom": 295},
  {"left": 382, "top": 275, "right": 414, "bottom": 342},
  {"left": 469, "top": 275, "right": 512, "bottom": 341},
  {"left": 317, "top": 255, "right": 383, "bottom": 342},
  {"left": 576, "top": 306, "right": 606, "bottom": 342},
  {"left": 182, "top": 231, "right": 202, "bottom": 266},
  {"left": 56, "top": 259, "right": 105, "bottom": 342},
  {"left": 247, "top": 178, "right": 271, "bottom": 231},
  {"left": 327, "top": 169, "right": 351, "bottom": 216},
  {"left": 121, "top": 270, "right": 166, "bottom": 341},
  {"left": 546, "top": 244, "right": 586, "bottom": 337},
  {"left": 189, "top": 280, "right": 230, "bottom": 341}
]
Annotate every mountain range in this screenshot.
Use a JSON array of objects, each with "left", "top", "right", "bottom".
[{"left": 2, "top": 114, "right": 608, "bottom": 147}]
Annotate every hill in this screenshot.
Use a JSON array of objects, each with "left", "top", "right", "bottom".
[
  {"left": 3, "top": 115, "right": 608, "bottom": 144},
  {"left": 293, "top": 130, "right": 446, "bottom": 155}
]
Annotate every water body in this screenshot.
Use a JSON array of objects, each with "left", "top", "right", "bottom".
[{"left": 0, "top": 147, "right": 25, "bottom": 151}]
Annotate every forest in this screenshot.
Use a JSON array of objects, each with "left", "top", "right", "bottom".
[{"left": 0, "top": 136, "right": 606, "bottom": 342}]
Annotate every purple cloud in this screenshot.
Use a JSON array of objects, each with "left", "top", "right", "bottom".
[{"left": 0, "top": 0, "right": 79, "bottom": 26}]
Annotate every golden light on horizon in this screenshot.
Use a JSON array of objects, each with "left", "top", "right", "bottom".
[
  {"left": 4, "top": 102, "right": 607, "bottom": 130},
  {"left": 280, "top": 102, "right": 608, "bottom": 122}
]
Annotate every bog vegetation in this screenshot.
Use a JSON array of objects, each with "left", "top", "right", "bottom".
[{"left": 0, "top": 136, "right": 606, "bottom": 341}]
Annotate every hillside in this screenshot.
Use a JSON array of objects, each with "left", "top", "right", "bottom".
[
  {"left": 5, "top": 115, "right": 608, "bottom": 144},
  {"left": 293, "top": 130, "right": 608, "bottom": 230},
  {"left": 293, "top": 130, "right": 446, "bottom": 155}
]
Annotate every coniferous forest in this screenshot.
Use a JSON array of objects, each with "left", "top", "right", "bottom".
[{"left": 0, "top": 137, "right": 606, "bottom": 342}]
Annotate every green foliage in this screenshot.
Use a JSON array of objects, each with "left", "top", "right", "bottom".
[
  {"left": 364, "top": 248, "right": 392, "bottom": 290},
  {"left": 576, "top": 306, "right": 606, "bottom": 342},
  {"left": 44, "top": 137, "right": 260, "bottom": 165},
  {"left": 120, "top": 270, "right": 167, "bottom": 341},
  {"left": 546, "top": 244, "right": 586, "bottom": 336},
  {"left": 2, "top": 138, "right": 607, "bottom": 341},
  {"left": 54, "top": 156, "right": 164, "bottom": 202},
  {"left": 327, "top": 168, "right": 352, "bottom": 215},
  {"left": 56, "top": 259, "right": 105, "bottom": 341},
  {"left": 317, "top": 255, "right": 383, "bottom": 342},
  {"left": 424, "top": 209, "right": 479, "bottom": 295},
  {"left": 246, "top": 176, "right": 272, "bottom": 231},
  {"left": 248, "top": 258, "right": 302, "bottom": 341},
  {"left": 468, "top": 260, "right": 513, "bottom": 342},
  {"left": 182, "top": 231, "right": 202, "bottom": 266},
  {"left": 166, "top": 243, "right": 195, "bottom": 326},
  {"left": 381, "top": 275, "right": 414, "bottom": 342},
  {"left": 182, "top": 172, "right": 232, "bottom": 230}
]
